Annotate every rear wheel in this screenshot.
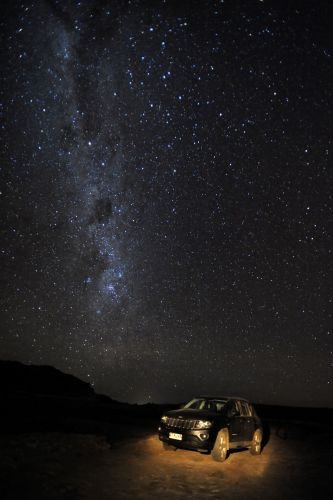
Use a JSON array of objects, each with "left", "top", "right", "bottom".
[
  {"left": 211, "top": 429, "right": 228, "bottom": 462},
  {"left": 250, "top": 429, "right": 262, "bottom": 455}
]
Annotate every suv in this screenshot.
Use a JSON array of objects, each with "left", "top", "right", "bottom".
[{"left": 158, "top": 396, "right": 263, "bottom": 462}]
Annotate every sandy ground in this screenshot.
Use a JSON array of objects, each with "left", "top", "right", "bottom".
[{"left": 1, "top": 423, "right": 332, "bottom": 500}]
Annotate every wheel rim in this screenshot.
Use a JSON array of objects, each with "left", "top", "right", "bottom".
[
  {"left": 219, "top": 436, "right": 227, "bottom": 459},
  {"left": 254, "top": 431, "right": 261, "bottom": 452}
]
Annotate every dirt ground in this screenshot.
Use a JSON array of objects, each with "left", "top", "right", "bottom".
[{"left": 0, "top": 422, "right": 332, "bottom": 500}]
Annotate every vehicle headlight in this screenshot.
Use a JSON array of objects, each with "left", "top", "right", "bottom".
[
  {"left": 161, "top": 415, "right": 168, "bottom": 423},
  {"left": 196, "top": 420, "right": 213, "bottom": 429}
]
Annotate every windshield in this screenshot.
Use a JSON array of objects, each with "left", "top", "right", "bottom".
[{"left": 183, "top": 398, "right": 227, "bottom": 413}]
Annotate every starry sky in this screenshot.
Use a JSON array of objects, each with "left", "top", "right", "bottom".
[{"left": 1, "top": 0, "right": 332, "bottom": 407}]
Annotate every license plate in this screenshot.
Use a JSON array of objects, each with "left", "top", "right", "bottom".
[{"left": 169, "top": 432, "right": 182, "bottom": 441}]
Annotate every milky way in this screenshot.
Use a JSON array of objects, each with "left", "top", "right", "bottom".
[{"left": 1, "top": 0, "right": 332, "bottom": 405}]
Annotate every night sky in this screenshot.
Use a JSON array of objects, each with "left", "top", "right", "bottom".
[{"left": 1, "top": 0, "right": 332, "bottom": 407}]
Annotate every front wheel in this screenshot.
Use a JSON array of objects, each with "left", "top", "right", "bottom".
[
  {"left": 211, "top": 429, "right": 228, "bottom": 462},
  {"left": 250, "top": 429, "right": 262, "bottom": 455}
]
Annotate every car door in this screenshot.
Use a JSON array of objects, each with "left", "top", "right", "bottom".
[
  {"left": 240, "top": 401, "right": 255, "bottom": 441},
  {"left": 226, "top": 401, "right": 245, "bottom": 443}
]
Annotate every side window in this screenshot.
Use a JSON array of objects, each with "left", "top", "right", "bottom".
[
  {"left": 246, "top": 403, "right": 253, "bottom": 416},
  {"left": 227, "top": 401, "right": 237, "bottom": 418},
  {"left": 239, "top": 401, "right": 250, "bottom": 416},
  {"left": 206, "top": 401, "right": 217, "bottom": 412},
  {"left": 215, "top": 401, "right": 224, "bottom": 413},
  {"left": 235, "top": 401, "right": 242, "bottom": 415}
]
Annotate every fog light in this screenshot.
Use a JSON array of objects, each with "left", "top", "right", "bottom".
[{"left": 200, "top": 433, "right": 209, "bottom": 440}]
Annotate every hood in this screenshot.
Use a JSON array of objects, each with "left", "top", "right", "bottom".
[{"left": 165, "top": 408, "right": 219, "bottom": 420}]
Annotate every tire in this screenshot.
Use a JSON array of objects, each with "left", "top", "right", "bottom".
[
  {"left": 250, "top": 429, "right": 262, "bottom": 455},
  {"left": 211, "top": 429, "right": 228, "bottom": 462}
]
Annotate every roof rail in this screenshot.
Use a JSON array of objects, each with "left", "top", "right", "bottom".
[
  {"left": 227, "top": 396, "right": 249, "bottom": 402},
  {"left": 194, "top": 395, "right": 249, "bottom": 402}
]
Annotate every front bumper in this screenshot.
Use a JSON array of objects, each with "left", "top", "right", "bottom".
[{"left": 158, "top": 425, "right": 215, "bottom": 452}]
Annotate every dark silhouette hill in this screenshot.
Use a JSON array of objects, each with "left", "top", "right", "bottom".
[
  {"left": 1, "top": 359, "right": 332, "bottom": 435},
  {"left": 0, "top": 360, "right": 170, "bottom": 434},
  {"left": 1, "top": 360, "right": 94, "bottom": 397}
]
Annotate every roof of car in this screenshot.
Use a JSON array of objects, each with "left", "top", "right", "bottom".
[{"left": 195, "top": 395, "right": 250, "bottom": 403}]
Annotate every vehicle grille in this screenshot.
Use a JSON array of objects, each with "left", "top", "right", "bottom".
[{"left": 164, "top": 417, "right": 199, "bottom": 430}]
